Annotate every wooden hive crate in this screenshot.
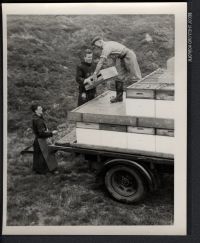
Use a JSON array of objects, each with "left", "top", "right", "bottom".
[
  {"left": 155, "top": 85, "right": 174, "bottom": 119},
  {"left": 75, "top": 122, "right": 175, "bottom": 154},
  {"left": 99, "top": 124, "right": 127, "bottom": 148},
  {"left": 85, "top": 66, "right": 118, "bottom": 90},
  {"left": 76, "top": 128, "right": 101, "bottom": 146},
  {"left": 76, "top": 123, "right": 127, "bottom": 149},
  {"left": 155, "top": 129, "right": 175, "bottom": 154},
  {"left": 125, "top": 68, "right": 174, "bottom": 119},
  {"left": 127, "top": 126, "right": 156, "bottom": 152},
  {"left": 75, "top": 122, "right": 101, "bottom": 146}
]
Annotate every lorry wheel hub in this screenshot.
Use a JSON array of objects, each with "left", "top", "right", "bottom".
[{"left": 121, "top": 176, "right": 131, "bottom": 187}]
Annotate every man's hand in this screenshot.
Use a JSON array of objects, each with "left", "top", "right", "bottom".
[
  {"left": 84, "top": 77, "right": 92, "bottom": 86},
  {"left": 52, "top": 130, "right": 58, "bottom": 135},
  {"left": 81, "top": 92, "right": 86, "bottom": 99}
]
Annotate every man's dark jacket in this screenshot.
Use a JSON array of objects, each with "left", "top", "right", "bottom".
[
  {"left": 32, "top": 114, "right": 57, "bottom": 174},
  {"left": 76, "top": 61, "right": 96, "bottom": 106}
]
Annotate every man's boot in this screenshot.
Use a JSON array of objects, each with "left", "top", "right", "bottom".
[{"left": 110, "top": 81, "right": 123, "bottom": 103}]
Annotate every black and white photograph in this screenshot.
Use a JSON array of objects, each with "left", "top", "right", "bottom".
[{"left": 2, "top": 3, "right": 187, "bottom": 235}]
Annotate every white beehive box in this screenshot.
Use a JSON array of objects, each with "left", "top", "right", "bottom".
[
  {"left": 155, "top": 129, "right": 175, "bottom": 154},
  {"left": 156, "top": 100, "right": 174, "bottom": 119},
  {"left": 127, "top": 134, "right": 155, "bottom": 152},
  {"left": 155, "top": 136, "right": 175, "bottom": 154},
  {"left": 76, "top": 128, "right": 100, "bottom": 146},
  {"left": 100, "top": 130, "right": 127, "bottom": 149},
  {"left": 125, "top": 68, "right": 174, "bottom": 119},
  {"left": 126, "top": 98, "right": 155, "bottom": 117},
  {"left": 76, "top": 126, "right": 157, "bottom": 152}
]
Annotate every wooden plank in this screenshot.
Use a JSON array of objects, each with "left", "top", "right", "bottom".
[
  {"left": 156, "top": 90, "right": 174, "bottom": 100},
  {"left": 156, "top": 129, "right": 174, "bottom": 137},
  {"left": 126, "top": 98, "right": 155, "bottom": 117},
  {"left": 126, "top": 89, "right": 155, "bottom": 99},
  {"left": 127, "top": 126, "right": 155, "bottom": 135},
  {"left": 99, "top": 123, "right": 127, "bottom": 132},
  {"left": 127, "top": 133, "right": 155, "bottom": 152},
  {"left": 83, "top": 113, "right": 137, "bottom": 126},
  {"left": 138, "top": 117, "right": 174, "bottom": 129},
  {"left": 72, "top": 142, "right": 174, "bottom": 159},
  {"left": 68, "top": 111, "right": 82, "bottom": 122},
  {"left": 76, "top": 122, "right": 100, "bottom": 130}
]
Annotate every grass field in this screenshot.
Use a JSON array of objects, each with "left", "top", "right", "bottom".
[
  {"left": 6, "top": 15, "right": 174, "bottom": 226},
  {"left": 7, "top": 130, "right": 174, "bottom": 226}
]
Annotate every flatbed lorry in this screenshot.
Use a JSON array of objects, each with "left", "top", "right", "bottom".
[{"left": 22, "top": 62, "right": 175, "bottom": 204}]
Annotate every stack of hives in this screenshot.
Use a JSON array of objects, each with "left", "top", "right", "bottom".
[
  {"left": 68, "top": 58, "right": 175, "bottom": 158},
  {"left": 125, "top": 78, "right": 174, "bottom": 155},
  {"left": 125, "top": 57, "right": 174, "bottom": 155}
]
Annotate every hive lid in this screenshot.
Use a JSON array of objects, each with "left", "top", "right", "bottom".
[
  {"left": 127, "top": 82, "right": 174, "bottom": 91},
  {"left": 127, "top": 65, "right": 174, "bottom": 91}
]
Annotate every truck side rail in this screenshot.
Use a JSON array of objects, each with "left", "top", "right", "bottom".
[{"left": 48, "top": 143, "right": 174, "bottom": 165}]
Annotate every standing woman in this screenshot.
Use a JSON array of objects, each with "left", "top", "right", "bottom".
[{"left": 31, "top": 104, "right": 58, "bottom": 174}]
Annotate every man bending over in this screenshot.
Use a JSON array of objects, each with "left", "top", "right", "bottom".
[{"left": 90, "top": 36, "right": 142, "bottom": 103}]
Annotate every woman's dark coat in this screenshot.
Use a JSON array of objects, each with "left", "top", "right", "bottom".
[{"left": 32, "top": 114, "right": 57, "bottom": 174}]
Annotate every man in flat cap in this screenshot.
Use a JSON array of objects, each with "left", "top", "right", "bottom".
[{"left": 90, "top": 36, "right": 142, "bottom": 103}]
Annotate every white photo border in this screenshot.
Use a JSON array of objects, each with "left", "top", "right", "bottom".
[{"left": 2, "top": 2, "right": 187, "bottom": 235}]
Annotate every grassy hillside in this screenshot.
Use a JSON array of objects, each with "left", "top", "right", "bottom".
[
  {"left": 6, "top": 15, "right": 175, "bottom": 226},
  {"left": 7, "top": 15, "right": 174, "bottom": 132}
]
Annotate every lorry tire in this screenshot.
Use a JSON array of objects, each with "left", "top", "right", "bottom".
[{"left": 105, "top": 165, "right": 146, "bottom": 203}]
